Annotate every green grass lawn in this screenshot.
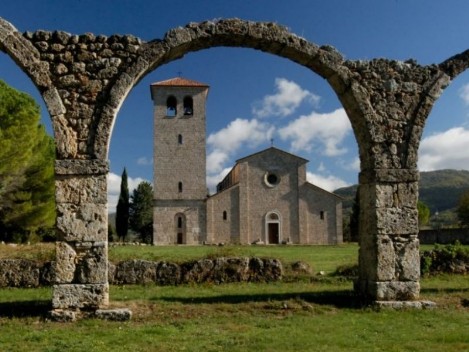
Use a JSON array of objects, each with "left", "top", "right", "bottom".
[{"left": 0, "top": 244, "right": 468, "bottom": 351}]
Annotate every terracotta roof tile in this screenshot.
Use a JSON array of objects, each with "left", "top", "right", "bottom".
[{"left": 151, "top": 77, "right": 209, "bottom": 87}]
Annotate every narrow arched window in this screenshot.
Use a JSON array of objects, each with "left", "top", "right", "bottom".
[
  {"left": 166, "top": 96, "right": 177, "bottom": 117},
  {"left": 223, "top": 211, "right": 227, "bottom": 220},
  {"left": 178, "top": 182, "right": 183, "bottom": 193},
  {"left": 183, "top": 96, "right": 193, "bottom": 115},
  {"left": 178, "top": 134, "right": 183, "bottom": 144},
  {"left": 177, "top": 216, "right": 183, "bottom": 228}
]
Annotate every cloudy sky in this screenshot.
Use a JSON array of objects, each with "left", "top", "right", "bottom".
[{"left": 2, "top": 0, "right": 469, "bottom": 212}]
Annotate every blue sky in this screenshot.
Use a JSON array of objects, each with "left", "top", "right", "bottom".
[{"left": 2, "top": 0, "right": 469, "bottom": 211}]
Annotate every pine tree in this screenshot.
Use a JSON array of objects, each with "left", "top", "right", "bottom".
[
  {"left": 0, "top": 80, "right": 55, "bottom": 242},
  {"left": 116, "top": 168, "right": 130, "bottom": 241},
  {"left": 129, "top": 181, "right": 154, "bottom": 244}
]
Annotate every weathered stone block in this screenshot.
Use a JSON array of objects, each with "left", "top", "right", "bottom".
[
  {"left": 394, "top": 237, "right": 420, "bottom": 281},
  {"left": 113, "top": 259, "right": 157, "bottom": 285},
  {"left": 74, "top": 242, "right": 108, "bottom": 284},
  {"left": 48, "top": 309, "right": 78, "bottom": 322},
  {"left": 55, "top": 241, "right": 76, "bottom": 283},
  {"left": 43, "top": 87, "right": 66, "bottom": 116},
  {"left": 0, "top": 18, "right": 18, "bottom": 42},
  {"left": 95, "top": 308, "right": 132, "bottom": 321},
  {"left": 52, "top": 115, "right": 78, "bottom": 159},
  {"left": 372, "top": 281, "right": 420, "bottom": 301},
  {"left": 3, "top": 31, "right": 40, "bottom": 67},
  {"left": 0, "top": 259, "right": 40, "bottom": 287},
  {"left": 54, "top": 159, "right": 109, "bottom": 175},
  {"left": 156, "top": 261, "right": 181, "bottom": 285},
  {"left": 376, "top": 207, "right": 418, "bottom": 235},
  {"left": 55, "top": 174, "right": 107, "bottom": 204},
  {"left": 56, "top": 203, "right": 107, "bottom": 242},
  {"left": 373, "top": 300, "right": 436, "bottom": 310},
  {"left": 376, "top": 236, "right": 396, "bottom": 281},
  {"left": 52, "top": 283, "right": 109, "bottom": 309}
]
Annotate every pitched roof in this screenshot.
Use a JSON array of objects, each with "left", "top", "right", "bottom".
[
  {"left": 151, "top": 77, "right": 209, "bottom": 88},
  {"left": 236, "top": 147, "right": 308, "bottom": 164},
  {"left": 214, "top": 147, "right": 308, "bottom": 194}
]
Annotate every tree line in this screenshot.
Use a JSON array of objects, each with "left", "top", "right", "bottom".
[{"left": 114, "top": 168, "right": 153, "bottom": 244}]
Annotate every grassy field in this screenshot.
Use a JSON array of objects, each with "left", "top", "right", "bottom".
[{"left": 0, "top": 243, "right": 468, "bottom": 351}]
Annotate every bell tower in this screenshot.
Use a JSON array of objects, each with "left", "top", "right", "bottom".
[{"left": 151, "top": 77, "right": 209, "bottom": 244}]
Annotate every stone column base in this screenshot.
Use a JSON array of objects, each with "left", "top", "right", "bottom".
[
  {"left": 52, "top": 284, "right": 109, "bottom": 310},
  {"left": 373, "top": 300, "right": 437, "bottom": 310},
  {"left": 48, "top": 308, "right": 132, "bottom": 322},
  {"left": 355, "top": 280, "right": 420, "bottom": 301}
]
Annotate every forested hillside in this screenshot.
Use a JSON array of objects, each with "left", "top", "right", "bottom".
[{"left": 334, "top": 169, "right": 469, "bottom": 216}]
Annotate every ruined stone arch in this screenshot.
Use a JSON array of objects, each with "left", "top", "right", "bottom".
[
  {"left": 1, "top": 15, "right": 469, "bottom": 318},
  {"left": 95, "top": 19, "right": 354, "bottom": 160}
]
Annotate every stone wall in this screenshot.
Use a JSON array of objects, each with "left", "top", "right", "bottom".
[
  {"left": 0, "top": 257, "right": 283, "bottom": 288},
  {"left": 419, "top": 228, "right": 469, "bottom": 245}
]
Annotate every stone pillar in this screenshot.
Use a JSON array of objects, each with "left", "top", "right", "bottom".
[
  {"left": 52, "top": 159, "right": 109, "bottom": 316},
  {"left": 356, "top": 169, "right": 420, "bottom": 301}
]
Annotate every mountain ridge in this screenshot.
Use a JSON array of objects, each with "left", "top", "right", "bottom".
[{"left": 334, "top": 169, "right": 469, "bottom": 214}]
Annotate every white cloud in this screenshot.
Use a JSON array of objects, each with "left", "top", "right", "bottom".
[
  {"left": 107, "top": 172, "right": 149, "bottom": 213},
  {"left": 137, "top": 156, "right": 153, "bottom": 166},
  {"left": 252, "top": 78, "right": 320, "bottom": 118},
  {"left": 340, "top": 156, "right": 360, "bottom": 172},
  {"left": 418, "top": 127, "right": 469, "bottom": 171},
  {"left": 278, "top": 108, "right": 351, "bottom": 156},
  {"left": 307, "top": 172, "right": 349, "bottom": 192},
  {"left": 207, "top": 118, "right": 274, "bottom": 153},
  {"left": 206, "top": 118, "right": 275, "bottom": 175},
  {"left": 459, "top": 83, "right": 469, "bottom": 105}
]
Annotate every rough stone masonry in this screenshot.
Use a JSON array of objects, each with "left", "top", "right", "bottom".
[{"left": 1, "top": 17, "right": 469, "bottom": 318}]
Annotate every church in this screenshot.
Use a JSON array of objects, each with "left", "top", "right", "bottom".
[{"left": 151, "top": 77, "right": 342, "bottom": 245}]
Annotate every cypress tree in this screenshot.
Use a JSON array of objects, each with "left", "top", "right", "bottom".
[{"left": 116, "top": 168, "right": 130, "bottom": 241}]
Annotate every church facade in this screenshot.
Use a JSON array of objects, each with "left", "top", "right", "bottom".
[{"left": 151, "top": 77, "right": 342, "bottom": 245}]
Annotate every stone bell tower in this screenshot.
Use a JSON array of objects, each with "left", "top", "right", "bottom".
[{"left": 151, "top": 77, "right": 209, "bottom": 245}]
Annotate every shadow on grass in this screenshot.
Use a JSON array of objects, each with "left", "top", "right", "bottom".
[
  {"left": 156, "top": 290, "right": 364, "bottom": 309},
  {"left": 421, "top": 287, "right": 469, "bottom": 294},
  {"left": 0, "top": 300, "right": 51, "bottom": 318}
]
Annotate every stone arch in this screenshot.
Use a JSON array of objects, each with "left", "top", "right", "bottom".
[
  {"left": 0, "top": 18, "right": 75, "bottom": 158},
  {"left": 94, "top": 19, "right": 355, "bottom": 159},
  {"left": 1, "top": 15, "right": 469, "bottom": 317}
]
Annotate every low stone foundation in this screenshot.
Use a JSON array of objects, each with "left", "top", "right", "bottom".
[
  {"left": 48, "top": 308, "right": 132, "bottom": 322},
  {"left": 0, "top": 257, "right": 283, "bottom": 288},
  {"left": 373, "top": 300, "right": 437, "bottom": 310}
]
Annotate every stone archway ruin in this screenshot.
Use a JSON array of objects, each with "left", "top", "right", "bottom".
[{"left": 1, "top": 17, "right": 468, "bottom": 318}]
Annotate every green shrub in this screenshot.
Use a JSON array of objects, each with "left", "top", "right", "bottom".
[{"left": 420, "top": 241, "right": 469, "bottom": 275}]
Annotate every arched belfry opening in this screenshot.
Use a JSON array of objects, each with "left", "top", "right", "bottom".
[
  {"left": 166, "top": 96, "right": 177, "bottom": 117},
  {"left": 1, "top": 15, "right": 466, "bottom": 319}
]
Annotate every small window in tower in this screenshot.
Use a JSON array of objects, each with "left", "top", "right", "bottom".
[
  {"left": 320, "top": 211, "right": 325, "bottom": 220},
  {"left": 178, "top": 182, "right": 183, "bottom": 193},
  {"left": 223, "top": 211, "right": 227, "bottom": 220},
  {"left": 183, "top": 96, "right": 193, "bottom": 115},
  {"left": 178, "top": 134, "right": 183, "bottom": 144},
  {"left": 166, "top": 96, "right": 177, "bottom": 117}
]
